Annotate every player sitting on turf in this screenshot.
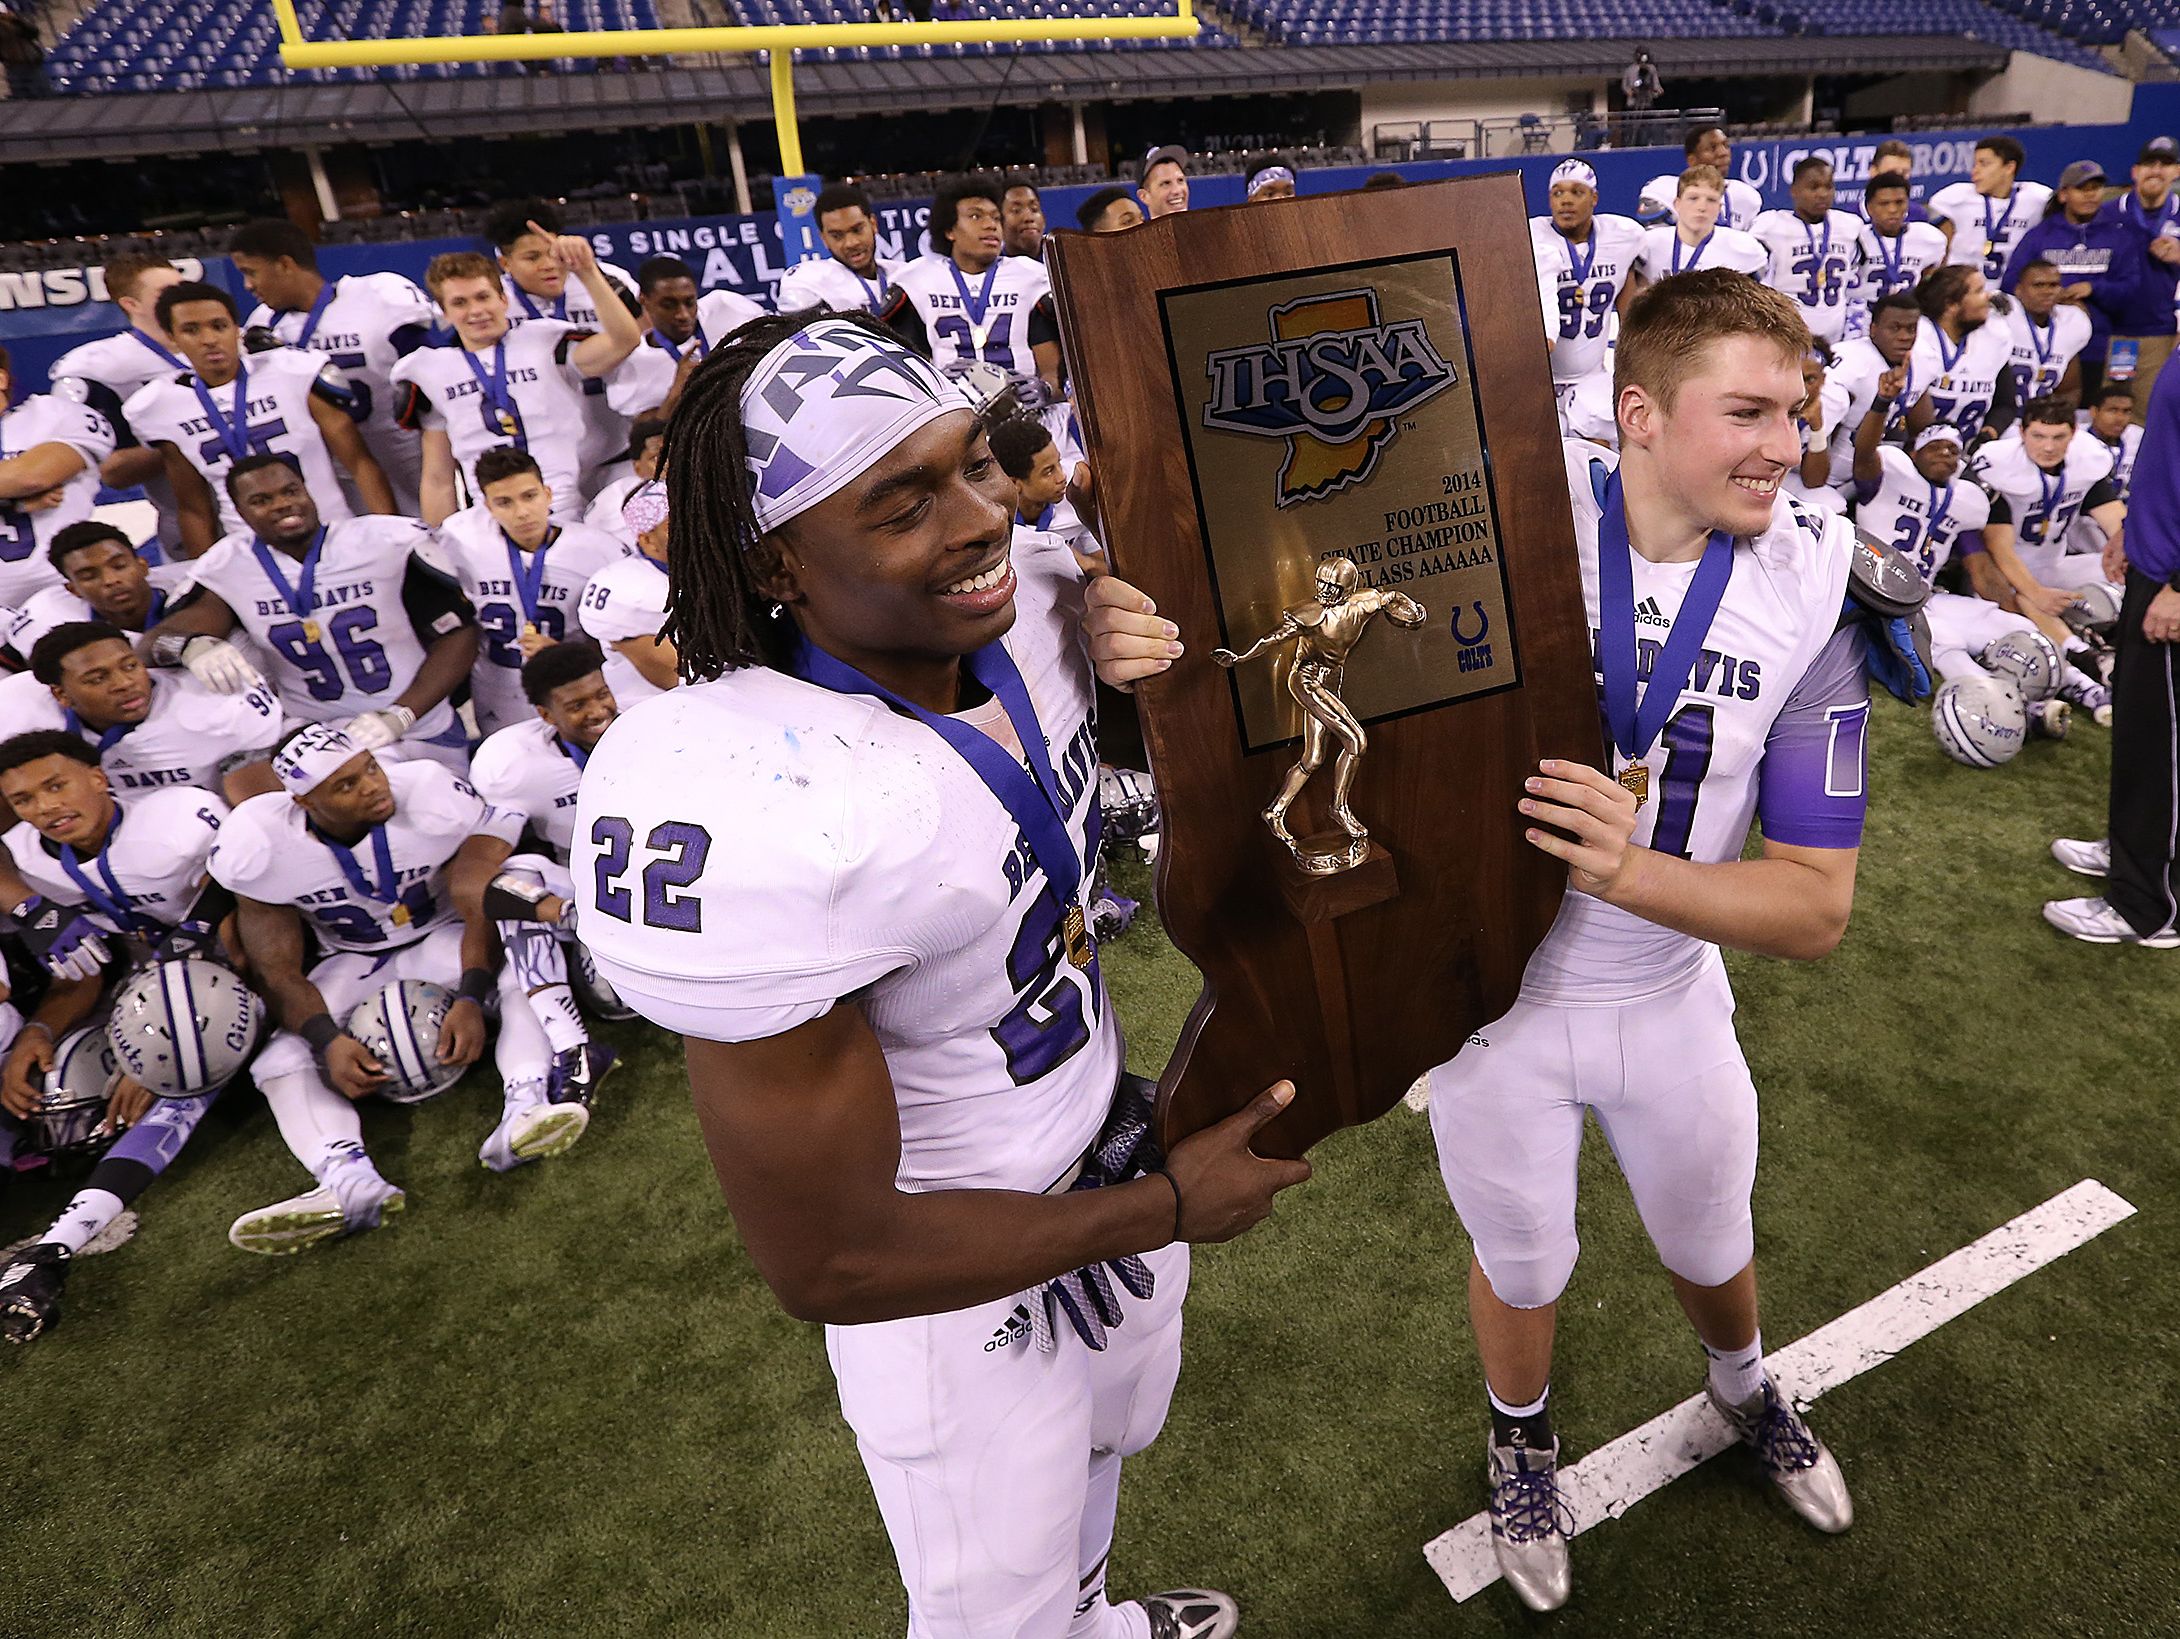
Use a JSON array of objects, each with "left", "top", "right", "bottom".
[
  {"left": 0, "top": 731, "right": 249, "bottom": 1344},
  {"left": 988, "top": 411, "right": 1096, "bottom": 558},
  {"left": 209, "top": 724, "right": 584, "bottom": 1256},
  {"left": 1087, "top": 271, "right": 1928, "bottom": 1613},
  {"left": 575, "top": 481, "right": 677, "bottom": 708},
  {"left": 467, "top": 641, "right": 625, "bottom": 1106},
  {"left": 142, "top": 453, "right": 477, "bottom": 774},
  {"left": 431, "top": 445, "right": 630, "bottom": 736},
  {"left": 573, "top": 311, "right": 1311, "bottom": 1639},
  {"left": 6, "top": 622, "right": 284, "bottom": 803}
]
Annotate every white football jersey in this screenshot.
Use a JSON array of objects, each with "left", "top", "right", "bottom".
[
  {"left": 247, "top": 272, "right": 436, "bottom": 510},
  {"left": 1751, "top": 209, "right": 1863, "bottom": 346},
  {"left": 1928, "top": 180, "right": 2054, "bottom": 278},
  {"left": 1910, "top": 316, "right": 2013, "bottom": 437},
  {"left": 501, "top": 263, "right": 640, "bottom": 332},
  {"left": 432, "top": 505, "right": 628, "bottom": 734},
  {"left": 210, "top": 759, "right": 521, "bottom": 953},
  {"left": 1815, "top": 337, "right": 1897, "bottom": 488},
  {"left": 7, "top": 560, "right": 192, "bottom": 656},
  {"left": 0, "top": 393, "right": 119, "bottom": 608},
  {"left": 582, "top": 472, "right": 644, "bottom": 546},
  {"left": 1631, "top": 224, "right": 1767, "bottom": 281},
  {"left": 2085, "top": 424, "right": 2143, "bottom": 498},
  {"left": 501, "top": 264, "right": 640, "bottom": 487},
  {"left": 1643, "top": 173, "right": 1763, "bottom": 234},
  {"left": 124, "top": 348, "right": 355, "bottom": 541},
  {"left": 1998, "top": 302, "right": 2091, "bottom": 404},
  {"left": 6, "top": 785, "right": 227, "bottom": 936},
  {"left": 1856, "top": 443, "right": 1992, "bottom": 583},
  {"left": 604, "top": 289, "right": 769, "bottom": 419},
  {"left": 1968, "top": 433, "right": 2117, "bottom": 555},
  {"left": 47, "top": 328, "right": 190, "bottom": 552},
  {"left": 178, "top": 515, "right": 466, "bottom": 743},
  {"left": 776, "top": 253, "right": 907, "bottom": 319},
  {"left": 1852, "top": 221, "right": 1948, "bottom": 308},
  {"left": 391, "top": 323, "right": 592, "bottom": 520},
  {"left": 575, "top": 531, "right": 1117, "bottom": 1194},
  {"left": 889, "top": 255, "right": 1054, "bottom": 376},
  {"left": 1522, "top": 441, "right": 1866, "bottom": 1006},
  {"left": 4, "top": 667, "right": 283, "bottom": 795},
  {"left": 1531, "top": 214, "right": 1647, "bottom": 384},
  {"left": 576, "top": 552, "right": 671, "bottom": 708},
  {"left": 470, "top": 715, "right": 585, "bottom": 862}
]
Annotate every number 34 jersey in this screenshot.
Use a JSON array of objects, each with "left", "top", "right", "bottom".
[
  {"left": 575, "top": 531, "right": 1119, "bottom": 1195},
  {"left": 1526, "top": 441, "right": 1869, "bottom": 1006},
  {"left": 210, "top": 760, "right": 522, "bottom": 954},
  {"left": 179, "top": 515, "right": 469, "bottom": 743}
]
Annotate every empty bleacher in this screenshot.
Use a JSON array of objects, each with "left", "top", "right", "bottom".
[{"left": 1224, "top": 0, "right": 1776, "bottom": 43}]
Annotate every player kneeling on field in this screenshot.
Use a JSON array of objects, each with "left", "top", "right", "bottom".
[
  {"left": 0, "top": 731, "right": 261, "bottom": 1343},
  {"left": 468, "top": 640, "right": 629, "bottom": 1106},
  {"left": 208, "top": 724, "right": 585, "bottom": 1256},
  {"left": 574, "top": 312, "right": 1310, "bottom": 1639}
]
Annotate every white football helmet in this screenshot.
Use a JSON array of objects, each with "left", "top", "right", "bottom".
[
  {"left": 1979, "top": 629, "right": 2061, "bottom": 701},
  {"left": 1098, "top": 764, "right": 1161, "bottom": 846},
  {"left": 1932, "top": 677, "right": 2028, "bottom": 768},
  {"left": 107, "top": 959, "right": 266, "bottom": 1099},
  {"left": 31, "top": 1026, "right": 120, "bottom": 1157},
  {"left": 345, "top": 980, "right": 466, "bottom": 1104},
  {"left": 2065, "top": 582, "right": 2122, "bottom": 635}
]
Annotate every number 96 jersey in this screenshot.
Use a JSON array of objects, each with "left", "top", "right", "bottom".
[
  {"left": 178, "top": 515, "right": 470, "bottom": 742},
  {"left": 1528, "top": 442, "right": 1869, "bottom": 1005},
  {"left": 574, "top": 532, "right": 1120, "bottom": 1196}
]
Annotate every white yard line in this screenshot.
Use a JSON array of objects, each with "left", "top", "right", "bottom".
[{"left": 1423, "top": 1178, "right": 2139, "bottom": 1605}]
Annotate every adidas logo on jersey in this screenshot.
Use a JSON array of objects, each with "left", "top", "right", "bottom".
[
  {"left": 1634, "top": 596, "right": 1672, "bottom": 629},
  {"left": 985, "top": 1303, "right": 1034, "bottom": 1353}
]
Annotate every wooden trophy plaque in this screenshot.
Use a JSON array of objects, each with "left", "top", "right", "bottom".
[{"left": 1046, "top": 173, "right": 1604, "bottom": 1159}]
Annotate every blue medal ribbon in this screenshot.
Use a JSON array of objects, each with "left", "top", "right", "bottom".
[
  {"left": 63, "top": 706, "right": 133, "bottom": 755},
  {"left": 512, "top": 284, "right": 567, "bottom": 322},
  {"left": 1672, "top": 229, "right": 1713, "bottom": 274},
  {"left": 1560, "top": 225, "right": 1598, "bottom": 292},
  {"left": 651, "top": 326, "right": 708, "bottom": 365},
  {"left": 791, "top": 634, "right": 1092, "bottom": 965},
  {"left": 1801, "top": 214, "right": 1833, "bottom": 302},
  {"left": 288, "top": 278, "right": 340, "bottom": 348},
  {"left": 58, "top": 818, "right": 157, "bottom": 938},
  {"left": 1597, "top": 472, "right": 1737, "bottom": 781},
  {"left": 853, "top": 263, "right": 892, "bottom": 313},
  {"left": 558, "top": 736, "right": 590, "bottom": 771},
  {"left": 1874, "top": 227, "right": 1905, "bottom": 293},
  {"left": 2032, "top": 464, "right": 2064, "bottom": 543},
  {"left": 133, "top": 328, "right": 188, "bottom": 372},
  {"left": 948, "top": 259, "right": 1001, "bottom": 348},
  {"left": 2023, "top": 312, "right": 2057, "bottom": 394},
  {"left": 461, "top": 339, "right": 527, "bottom": 446},
  {"left": 503, "top": 525, "right": 559, "bottom": 633},
  {"left": 190, "top": 361, "right": 253, "bottom": 464},
  {"left": 1981, "top": 192, "right": 2017, "bottom": 272},
  {"left": 324, "top": 823, "right": 408, "bottom": 922},
  {"left": 251, "top": 526, "right": 328, "bottom": 642}
]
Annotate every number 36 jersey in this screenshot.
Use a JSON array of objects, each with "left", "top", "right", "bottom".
[
  {"left": 1526, "top": 441, "right": 1868, "bottom": 1006},
  {"left": 575, "top": 531, "right": 1120, "bottom": 1195},
  {"left": 178, "top": 515, "right": 471, "bottom": 743},
  {"left": 210, "top": 760, "right": 522, "bottom": 954}
]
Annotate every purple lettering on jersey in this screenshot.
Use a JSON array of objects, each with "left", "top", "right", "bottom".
[{"left": 1756, "top": 625, "right": 1869, "bottom": 849}]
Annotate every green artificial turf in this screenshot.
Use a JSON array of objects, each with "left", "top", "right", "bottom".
[{"left": 6, "top": 698, "right": 2176, "bottom": 1637}]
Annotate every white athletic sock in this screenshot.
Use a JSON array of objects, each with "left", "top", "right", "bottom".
[
  {"left": 528, "top": 983, "right": 590, "bottom": 1054},
  {"left": 1487, "top": 1383, "right": 1550, "bottom": 1420},
  {"left": 257, "top": 1065, "right": 367, "bottom": 1181},
  {"left": 1069, "top": 1452, "right": 1150, "bottom": 1639},
  {"left": 1705, "top": 1330, "right": 1766, "bottom": 1406},
  {"left": 44, "top": 1187, "right": 126, "bottom": 1254}
]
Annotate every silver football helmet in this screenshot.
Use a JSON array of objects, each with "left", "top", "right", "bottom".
[
  {"left": 345, "top": 980, "right": 466, "bottom": 1104},
  {"left": 29, "top": 1026, "right": 120, "bottom": 1157},
  {"left": 107, "top": 959, "right": 266, "bottom": 1100},
  {"left": 1979, "top": 629, "right": 2061, "bottom": 702},
  {"left": 1932, "top": 677, "right": 2028, "bottom": 768},
  {"left": 2064, "top": 582, "right": 2122, "bottom": 636},
  {"left": 1098, "top": 764, "right": 1161, "bottom": 846}
]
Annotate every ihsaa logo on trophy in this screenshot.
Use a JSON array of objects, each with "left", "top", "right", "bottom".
[{"left": 1202, "top": 289, "right": 1458, "bottom": 506}]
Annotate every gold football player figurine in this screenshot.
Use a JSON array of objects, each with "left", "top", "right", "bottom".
[{"left": 1213, "top": 555, "right": 1427, "bottom": 875}]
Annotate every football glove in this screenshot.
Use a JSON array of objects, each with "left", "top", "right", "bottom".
[
  {"left": 1863, "top": 610, "right": 1934, "bottom": 704},
  {"left": 166, "top": 635, "right": 266, "bottom": 695},
  {"left": 343, "top": 705, "right": 416, "bottom": 750},
  {"left": 14, "top": 897, "right": 110, "bottom": 982}
]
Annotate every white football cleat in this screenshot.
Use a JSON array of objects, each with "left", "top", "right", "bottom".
[
  {"left": 230, "top": 1163, "right": 406, "bottom": 1256},
  {"left": 478, "top": 1100, "right": 590, "bottom": 1174},
  {"left": 2050, "top": 837, "right": 2111, "bottom": 878},
  {"left": 2042, "top": 896, "right": 2180, "bottom": 947}
]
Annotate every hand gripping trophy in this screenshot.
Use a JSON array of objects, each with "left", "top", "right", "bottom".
[{"left": 1213, "top": 555, "right": 1427, "bottom": 875}]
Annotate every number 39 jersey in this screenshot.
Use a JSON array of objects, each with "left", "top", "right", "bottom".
[
  {"left": 1530, "top": 213, "right": 1647, "bottom": 385},
  {"left": 575, "top": 531, "right": 1120, "bottom": 1195},
  {"left": 1525, "top": 441, "right": 1868, "bottom": 1006},
  {"left": 210, "top": 759, "right": 522, "bottom": 953},
  {"left": 178, "top": 515, "right": 470, "bottom": 741}
]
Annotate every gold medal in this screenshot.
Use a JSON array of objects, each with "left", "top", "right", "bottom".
[
  {"left": 391, "top": 903, "right": 412, "bottom": 926},
  {"left": 302, "top": 619, "right": 322, "bottom": 642},
  {"left": 496, "top": 408, "right": 519, "bottom": 437},
  {"left": 1063, "top": 901, "right": 1093, "bottom": 969},
  {"left": 1617, "top": 763, "right": 1650, "bottom": 807}
]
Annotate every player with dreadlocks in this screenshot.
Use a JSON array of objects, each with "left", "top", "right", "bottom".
[{"left": 575, "top": 307, "right": 1305, "bottom": 1639}]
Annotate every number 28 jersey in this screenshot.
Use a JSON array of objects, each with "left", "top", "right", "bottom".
[
  {"left": 575, "top": 531, "right": 1119, "bottom": 1195},
  {"left": 1524, "top": 441, "right": 1868, "bottom": 1006}
]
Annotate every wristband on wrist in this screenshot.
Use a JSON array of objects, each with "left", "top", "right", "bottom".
[
  {"left": 1156, "top": 1168, "right": 1183, "bottom": 1243},
  {"left": 20, "top": 1020, "right": 55, "bottom": 1041},
  {"left": 300, "top": 1013, "right": 343, "bottom": 1052},
  {"left": 458, "top": 967, "right": 493, "bottom": 1005}
]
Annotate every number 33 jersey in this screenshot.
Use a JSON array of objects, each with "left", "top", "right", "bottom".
[
  {"left": 1527, "top": 441, "right": 1869, "bottom": 1005},
  {"left": 178, "top": 515, "right": 470, "bottom": 742},
  {"left": 575, "top": 531, "right": 1119, "bottom": 1195},
  {"left": 210, "top": 760, "right": 522, "bottom": 954}
]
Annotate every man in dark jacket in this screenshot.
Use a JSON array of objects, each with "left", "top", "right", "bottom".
[
  {"left": 2004, "top": 158, "right": 2148, "bottom": 401},
  {"left": 2100, "top": 136, "right": 2180, "bottom": 426}
]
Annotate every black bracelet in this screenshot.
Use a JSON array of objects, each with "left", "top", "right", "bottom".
[
  {"left": 1156, "top": 1168, "right": 1183, "bottom": 1243},
  {"left": 299, "top": 1013, "right": 343, "bottom": 1052},
  {"left": 458, "top": 967, "right": 494, "bottom": 1005}
]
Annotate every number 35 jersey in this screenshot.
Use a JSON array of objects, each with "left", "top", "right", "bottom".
[
  {"left": 1525, "top": 441, "right": 1869, "bottom": 1006},
  {"left": 210, "top": 760, "right": 522, "bottom": 954},
  {"left": 178, "top": 515, "right": 471, "bottom": 743},
  {"left": 575, "top": 531, "right": 1120, "bottom": 1195}
]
